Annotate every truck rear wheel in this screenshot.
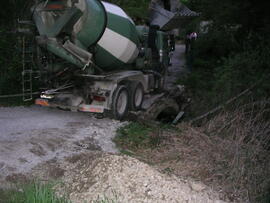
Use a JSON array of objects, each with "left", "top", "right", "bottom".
[
  {"left": 112, "top": 85, "right": 129, "bottom": 120},
  {"left": 130, "top": 82, "right": 144, "bottom": 111}
]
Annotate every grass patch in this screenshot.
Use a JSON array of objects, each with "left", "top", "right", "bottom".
[
  {"left": 0, "top": 182, "right": 70, "bottom": 203},
  {"left": 114, "top": 122, "right": 152, "bottom": 149},
  {"left": 114, "top": 122, "right": 165, "bottom": 150}
]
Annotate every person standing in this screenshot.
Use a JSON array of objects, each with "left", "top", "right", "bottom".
[
  {"left": 185, "top": 32, "right": 191, "bottom": 54},
  {"left": 186, "top": 32, "right": 197, "bottom": 71}
]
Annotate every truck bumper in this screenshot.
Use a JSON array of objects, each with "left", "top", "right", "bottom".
[{"left": 35, "top": 99, "right": 104, "bottom": 113}]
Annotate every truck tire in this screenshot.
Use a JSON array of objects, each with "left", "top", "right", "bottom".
[
  {"left": 130, "top": 82, "right": 144, "bottom": 111},
  {"left": 112, "top": 85, "right": 129, "bottom": 120}
]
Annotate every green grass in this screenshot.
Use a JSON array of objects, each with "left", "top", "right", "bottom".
[
  {"left": 114, "top": 122, "right": 164, "bottom": 150},
  {"left": 114, "top": 122, "right": 151, "bottom": 149},
  {"left": 0, "top": 182, "right": 70, "bottom": 203}
]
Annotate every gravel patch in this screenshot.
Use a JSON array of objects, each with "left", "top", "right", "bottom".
[{"left": 59, "top": 153, "right": 227, "bottom": 203}]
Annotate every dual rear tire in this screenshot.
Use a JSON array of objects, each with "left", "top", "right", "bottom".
[
  {"left": 111, "top": 82, "right": 144, "bottom": 120},
  {"left": 130, "top": 81, "right": 144, "bottom": 111}
]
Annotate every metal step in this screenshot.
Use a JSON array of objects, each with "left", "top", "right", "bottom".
[
  {"left": 22, "top": 70, "right": 33, "bottom": 74},
  {"left": 18, "top": 20, "right": 34, "bottom": 26},
  {"left": 22, "top": 36, "right": 34, "bottom": 102}
]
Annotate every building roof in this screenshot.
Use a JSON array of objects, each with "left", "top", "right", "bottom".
[{"left": 149, "top": 2, "right": 199, "bottom": 30}]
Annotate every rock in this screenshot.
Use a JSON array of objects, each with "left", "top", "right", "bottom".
[{"left": 189, "top": 182, "right": 206, "bottom": 192}]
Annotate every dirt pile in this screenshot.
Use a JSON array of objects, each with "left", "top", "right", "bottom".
[{"left": 58, "top": 153, "right": 227, "bottom": 203}]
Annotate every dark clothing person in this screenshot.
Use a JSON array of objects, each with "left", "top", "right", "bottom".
[
  {"left": 186, "top": 32, "right": 197, "bottom": 71},
  {"left": 185, "top": 34, "right": 191, "bottom": 54}
]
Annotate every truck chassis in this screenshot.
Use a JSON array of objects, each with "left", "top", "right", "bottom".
[{"left": 36, "top": 70, "right": 167, "bottom": 120}]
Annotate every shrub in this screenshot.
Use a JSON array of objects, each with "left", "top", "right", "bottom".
[
  {"left": 212, "top": 45, "right": 270, "bottom": 102},
  {"left": 179, "top": 31, "right": 270, "bottom": 115}
]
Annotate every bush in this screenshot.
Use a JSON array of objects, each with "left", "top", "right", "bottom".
[
  {"left": 194, "top": 26, "right": 240, "bottom": 60},
  {"left": 212, "top": 48, "right": 270, "bottom": 102},
  {"left": 179, "top": 30, "right": 270, "bottom": 115}
]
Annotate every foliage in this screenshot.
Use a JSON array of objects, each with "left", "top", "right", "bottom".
[
  {"left": 0, "top": 182, "right": 70, "bottom": 203},
  {"left": 178, "top": 0, "right": 270, "bottom": 115},
  {"left": 0, "top": 0, "right": 28, "bottom": 102},
  {"left": 104, "top": 0, "right": 150, "bottom": 19},
  {"left": 212, "top": 43, "right": 270, "bottom": 101},
  {"left": 188, "top": 0, "right": 270, "bottom": 34},
  {"left": 0, "top": 34, "right": 21, "bottom": 95},
  {"left": 0, "top": 1, "right": 39, "bottom": 105}
]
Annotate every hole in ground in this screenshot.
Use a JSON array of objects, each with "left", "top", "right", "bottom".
[{"left": 156, "top": 107, "right": 177, "bottom": 124}]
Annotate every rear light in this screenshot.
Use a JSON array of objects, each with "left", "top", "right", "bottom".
[
  {"left": 79, "top": 105, "right": 104, "bottom": 113},
  {"left": 93, "top": 95, "right": 106, "bottom": 102},
  {"left": 46, "top": 4, "right": 64, "bottom": 10},
  {"left": 35, "top": 99, "right": 49, "bottom": 107}
]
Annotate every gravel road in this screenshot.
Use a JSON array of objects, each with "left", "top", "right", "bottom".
[
  {"left": 0, "top": 106, "right": 125, "bottom": 186},
  {"left": 166, "top": 44, "right": 187, "bottom": 89}
]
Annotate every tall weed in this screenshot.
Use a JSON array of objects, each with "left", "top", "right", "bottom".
[
  {"left": 0, "top": 182, "right": 70, "bottom": 203},
  {"left": 184, "top": 102, "right": 270, "bottom": 202}
]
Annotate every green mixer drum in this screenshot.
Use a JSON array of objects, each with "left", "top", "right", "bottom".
[
  {"left": 33, "top": 0, "right": 140, "bottom": 70},
  {"left": 74, "top": 0, "right": 107, "bottom": 48},
  {"left": 93, "top": 1, "right": 140, "bottom": 69},
  {"left": 73, "top": 0, "right": 140, "bottom": 69}
]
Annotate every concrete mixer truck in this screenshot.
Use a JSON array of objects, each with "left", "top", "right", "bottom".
[{"left": 19, "top": 0, "right": 198, "bottom": 120}]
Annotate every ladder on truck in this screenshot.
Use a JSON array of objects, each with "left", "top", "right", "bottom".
[{"left": 21, "top": 36, "right": 34, "bottom": 101}]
